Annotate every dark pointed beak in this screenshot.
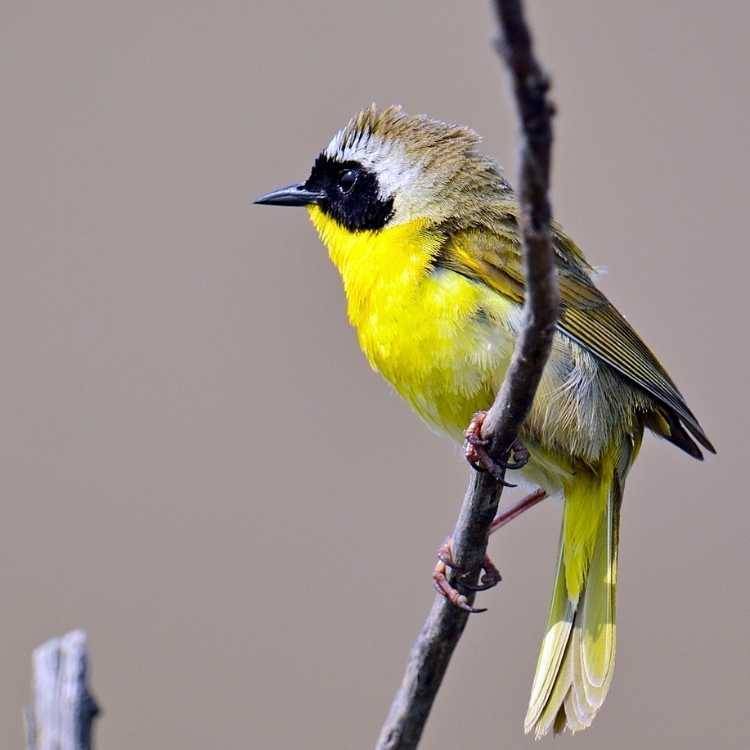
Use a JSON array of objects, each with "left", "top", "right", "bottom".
[{"left": 253, "top": 183, "right": 324, "bottom": 207}]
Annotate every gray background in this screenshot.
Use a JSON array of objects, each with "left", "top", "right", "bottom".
[{"left": 1, "top": 1, "right": 747, "bottom": 747}]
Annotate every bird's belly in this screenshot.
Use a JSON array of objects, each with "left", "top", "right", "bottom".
[
  {"left": 354, "top": 271, "right": 520, "bottom": 441},
  {"left": 348, "top": 266, "right": 643, "bottom": 480},
  {"left": 358, "top": 296, "right": 575, "bottom": 494}
]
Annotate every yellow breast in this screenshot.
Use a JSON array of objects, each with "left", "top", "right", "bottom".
[{"left": 308, "top": 207, "right": 519, "bottom": 438}]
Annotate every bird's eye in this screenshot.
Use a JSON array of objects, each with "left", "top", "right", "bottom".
[{"left": 338, "top": 169, "right": 358, "bottom": 193}]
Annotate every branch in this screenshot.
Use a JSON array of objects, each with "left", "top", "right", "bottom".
[
  {"left": 25, "top": 630, "right": 100, "bottom": 750},
  {"left": 375, "top": 2, "right": 558, "bottom": 748}
]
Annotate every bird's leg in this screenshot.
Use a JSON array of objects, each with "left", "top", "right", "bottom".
[
  {"left": 433, "top": 488, "right": 547, "bottom": 611},
  {"left": 487, "top": 487, "right": 547, "bottom": 534},
  {"left": 464, "top": 410, "right": 530, "bottom": 484}
]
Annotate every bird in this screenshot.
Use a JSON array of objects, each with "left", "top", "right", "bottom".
[{"left": 254, "top": 105, "right": 714, "bottom": 737}]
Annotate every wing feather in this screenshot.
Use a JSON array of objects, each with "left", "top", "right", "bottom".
[{"left": 435, "top": 221, "right": 715, "bottom": 456}]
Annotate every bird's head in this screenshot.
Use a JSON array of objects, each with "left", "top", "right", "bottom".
[{"left": 255, "top": 105, "right": 510, "bottom": 231}]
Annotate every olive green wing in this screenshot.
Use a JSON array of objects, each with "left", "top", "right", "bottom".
[{"left": 436, "top": 223, "right": 715, "bottom": 458}]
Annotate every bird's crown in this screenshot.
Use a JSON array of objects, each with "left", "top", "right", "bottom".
[{"left": 303, "top": 105, "right": 508, "bottom": 231}]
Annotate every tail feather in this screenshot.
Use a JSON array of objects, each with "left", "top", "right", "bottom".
[
  {"left": 524, "top": 432, "right": 640, "bottom": 738},
  {"left": 524, "top": 547, "right": 574, "bottom": 732}
]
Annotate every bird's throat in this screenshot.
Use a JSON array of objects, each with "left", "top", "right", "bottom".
[{"left": 307, "top": 207, "right": 438, "bottom": 322}]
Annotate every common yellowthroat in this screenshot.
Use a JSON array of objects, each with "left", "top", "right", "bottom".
[{"left": 255, "top": 106, "right": 714, "bottom": 737}]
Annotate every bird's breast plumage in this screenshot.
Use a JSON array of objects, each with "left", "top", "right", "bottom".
[
  {"left": 308, "top": 207, "right": 653, "bottom": 480},
  {"left": 309, "top": 207, "right": 522, "bottom": 439}
]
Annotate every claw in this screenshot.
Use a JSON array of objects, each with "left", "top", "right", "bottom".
[
  {"left": 463, "top": 411, "right": 528, "bottom": 484},
  {"left": 432, "top": 537, "right": 500, "bottom": 613},
  {"left": 432, "top": 571, "right": 487, "bottom": 613},
  {"left": 461, "top": 578, "right": 498, "bottom": 593},
  {"left": 505, "top": 439, "right": 530, "bottom": 470},
  {"left": 460, "top": 561, "right": 502, "bottom": 592}
]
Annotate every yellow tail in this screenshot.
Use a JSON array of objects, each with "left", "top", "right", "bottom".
[{"left": 524, "top": 432, "right": 642, "bottom": 737}]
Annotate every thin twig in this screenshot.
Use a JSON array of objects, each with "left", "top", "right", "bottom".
[{"left": 374, "top": 2, "right": 558, "bottom": 748}]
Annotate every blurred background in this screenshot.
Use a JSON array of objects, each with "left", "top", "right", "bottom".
[{"left": 1, "top": 1, "right": 748, "bottom": 747}]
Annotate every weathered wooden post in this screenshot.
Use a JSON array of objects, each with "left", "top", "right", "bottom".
[{"left": 25, "top": 630, "right": 100, "bottom": 750}]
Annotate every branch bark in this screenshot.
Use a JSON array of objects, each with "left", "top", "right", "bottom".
[
  {"left": 375, "top": 2, "right": 558, "bottom": 747},
  {"left": 25, "top": 630, "right": 100, "bottom": 750}
]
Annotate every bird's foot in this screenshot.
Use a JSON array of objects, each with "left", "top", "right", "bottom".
[
  {"left": 432, "top": 537, "right": 502, "bottom": 614},
  {"left": 432, "top": 488, "right": 547, "bottom": 613},
  {"left": 464, "top": 411, "right": 530, "bottom": 484}
]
